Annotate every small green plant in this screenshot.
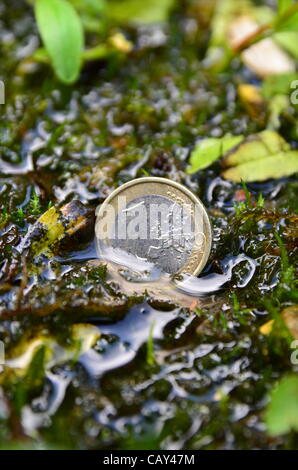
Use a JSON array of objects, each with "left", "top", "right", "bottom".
[
  {"left": 233, "top": 182, "right": 251, "bottom": 215},
  {"left": 146, "top": 321, "right": 156, "bottom": 366},
  {"left": 89, "top": 264, "right": 108, "bottom": 282},
  {"left": 35, "top": 0, "right": 84, "bottom": 84},
  {"left": 257, "top": 193, "right": 265, "bottom": 209},
  {"left": 27, "top": 0, "right": 298, "bottom": 86},
  {"left": 28, "top": 191, "right": 41, "bottom": 217},
  {"left": 233, "top": 200, "right": 246, "bottom": 217},
  {"left": 231, "top": 0, "right": 298, "bottom": 50},
  {"left": 233, "top": 180, "right": 266, "bottom": 217},
  {"left": 230, "top": 292, "right": 252, "bottom": 325},
  {"left": 0, "top": 206, "right": 9, "bottom": 229},
  {"left": 274, "top": 232, "right": 297, "bottom": 302},
  {"left": 29, "top": 0, "right": 175, "bottom": 84},
  {"left": 12, "top": 208, "right": 25, "bottom": 227},
  {"left": 207, "top": 0, "right": 298, "bottom": 74}
]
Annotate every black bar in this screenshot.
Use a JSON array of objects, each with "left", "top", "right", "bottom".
[{"left": 0, "top": 449, "right": 296, "bottom": 465}]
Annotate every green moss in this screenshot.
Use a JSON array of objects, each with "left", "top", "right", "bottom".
[{"left": 0, "top": 0, "right": 297, "bottom": 451}]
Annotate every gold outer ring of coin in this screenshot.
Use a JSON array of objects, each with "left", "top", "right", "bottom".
[{"left": 95, "top": 177, "right": 212, "bottom": 276}]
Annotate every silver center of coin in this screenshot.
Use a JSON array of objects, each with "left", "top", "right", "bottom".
[{"left": 111, "top": 195, "right": 194, "bottom": 274}]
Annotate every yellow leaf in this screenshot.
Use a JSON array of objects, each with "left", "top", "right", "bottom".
[
  {"left": 259, "top": 319, "right": 274, "bottom": 335},
  {"left": 238, "top": 84, "right": 266, "bottom": 119}
]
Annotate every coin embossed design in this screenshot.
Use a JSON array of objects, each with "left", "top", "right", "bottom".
[{"left": 95, "top": 177, "right": 212, "bottom": 275}]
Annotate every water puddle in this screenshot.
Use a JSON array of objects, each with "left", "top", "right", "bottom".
[
  {"left": 80, "top": 303, "right": 177, "bottom": 377},
  {"left": 4, "top": 241, "right": 258, "bottom": 436},
  {"left": 92, "top": 244, "right": 257, "bottom": 302}
]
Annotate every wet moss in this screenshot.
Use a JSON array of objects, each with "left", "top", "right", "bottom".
[{"left": 0, "top": 0, "right": 297, "bottom": 450}]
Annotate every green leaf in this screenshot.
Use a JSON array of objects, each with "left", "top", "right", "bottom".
[
  {"left": 262, "top": 72, "right": 298, "bottom": 98},
  {"left": 187, "top": 135, "right": 243, "bottom": 173},
  {"left": 69, "top": 0, "right": 106, "bottom": 33},
  {"left": 276, "top": 3, "right": 298, "bottom": 32},
  {"left": 223, "top": 130, "right": 290, "bottom": 166},
  {"left": 266, "top": 375, "right": 298, "bottom": 436},
  {"left": 278, "top": 13, "right": 298, "bottom": 31},
  {"left": 71, "top": 0, "right": 105, "bottom": 14},
  {"left": 278, "top": 0, "right": 293, "bottom": 15},
  {"left": 146, "top": 321, "right": 156, "bottom": 366},
  {"left": 278, "top": 12, "right": 298, "bottom": 31},
  {"left": 35, "top": 0, "right": 84, "bottom": 84},
  {"left": 274, "top": 32, "right": 298, "bottom": 59},
  {"left": 222, "top": 151, "right": 298, "bottom": 182},
  {"left": 108, "top": 0, "right": 175, "bottom": 24},
  {"left": 82, "top": 44, "right": 111, "bottom": 61},
  {"left": 221, "top": 130, "right": 298, "bottom": 182}
]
